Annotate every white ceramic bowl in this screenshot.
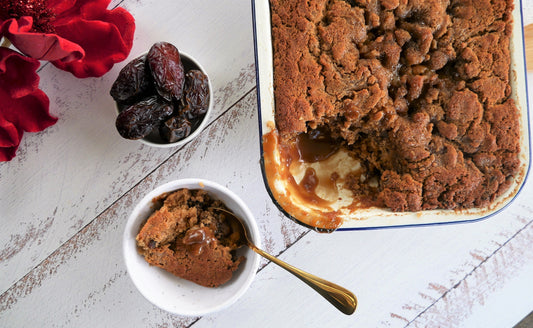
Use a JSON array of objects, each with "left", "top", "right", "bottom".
[
  {"left": 123, "top": 179, "right": 261, "bottom": 316},
  {"left": 115, "top": 50, "right": 212, "bottom": 148}
]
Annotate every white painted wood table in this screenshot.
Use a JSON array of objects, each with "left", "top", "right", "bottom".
[{"left": 1, "top": 1, "right": 533, "bottom": 327}]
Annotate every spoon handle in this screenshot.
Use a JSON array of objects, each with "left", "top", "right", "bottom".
[{"left": 249, "top": 244, "right": 357, "bottom": 315}]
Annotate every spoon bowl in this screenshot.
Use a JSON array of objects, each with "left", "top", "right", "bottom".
[{"left": 214, "top": 208, "right": 358, "bottom": 315}]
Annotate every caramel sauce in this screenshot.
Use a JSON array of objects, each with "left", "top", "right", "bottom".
[
  {"left": 282, "top": 130, "right": 341, "bottom": 208},
  {"left": 295, "top": 128, "right": 340, "bottom": 162},
  {"left": 300, "top": 168, "right": 318, "bottom": 194},
  {"left": 182, "top": 227, "right": 216, "bottom": 256},
  {"left": 262, "top": 128, "right": 343, "bottom": 231},
  {"left": 291, "top": 167, "right": 331, "bottom": 207}
]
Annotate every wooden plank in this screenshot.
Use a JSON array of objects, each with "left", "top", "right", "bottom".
[
  {"left": 191, "top": 200, "right": 533, "bottom": 328},
  {"left": 0, "top": 1, "right": 532, "bottom": 327},
  {"left": 0, "top": 0, "right": 256, "bottom": 294},
  {"left": 0, "top": 91, "right": 308, "bottom": 326},
  {"left": 409, "top": 223, "right": 533, "bottom": 327},
  {"left": 2, "top": 145, "right": 530, "bottom": 326}
]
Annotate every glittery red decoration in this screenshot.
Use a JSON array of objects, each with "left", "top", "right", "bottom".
[{"left": 0, "top": 0, "right": 56, "bottom": 33}]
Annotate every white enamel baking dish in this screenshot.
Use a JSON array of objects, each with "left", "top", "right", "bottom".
[{"left": 252, "top": 0, "right": 531, "bottom": 231}]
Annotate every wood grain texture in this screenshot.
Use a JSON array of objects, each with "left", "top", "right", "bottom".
[
  {"left": 0, "top": 1, "right": 532, "bottom": 327},
  {"left": 191, "top": 206, "right": 533, "bottom": 328},
  {"left": 408, "top": 220, "right": 533, "bottom": 328},
  {"left": 0, "top": 0, "right": 256, "bottom": 294},
  {"left": 0, "top": 90, "right": 308, "bottom": 326}
]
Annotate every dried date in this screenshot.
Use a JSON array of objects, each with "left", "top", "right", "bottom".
[
  {"left": 159, "top": 116, "right": 192, "bottom": 143},
  {"left": 110, "top": 54, "right": 153, "bottom": 104},
  {"left": 116, "top": 96, "right": 174, "bottom": 140},
  {"left": 147, "top": 42, "right": 185, "bottom": 101},
  {"left": 181, "top": 70, "right": 209, "bottom": 120},
  {"left": 112, "top": 42, "right": 210, "bottom": 143}
]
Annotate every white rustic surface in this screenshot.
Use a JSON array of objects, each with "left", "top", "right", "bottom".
[{"left": 1, "top": 1, "right": 532, "bottom": 327}]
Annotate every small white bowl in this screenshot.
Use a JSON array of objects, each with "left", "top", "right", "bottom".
[
  {"left": 123, "top": 179, "right": 261, "bottom": 316},
  {"left": 116, "top": 50, "right": 213, "bottom": 148}
]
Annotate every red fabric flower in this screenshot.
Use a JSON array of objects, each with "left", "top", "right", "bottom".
[
  {"left": 0, "top": 16, "right": 85, "bottom": 63},
  {"left": 0, "top": 47, "right": 57, "bottom": 161},
  {"left": 0, "top": 0, "right": 135, "bottom": 161},
  {"left": 1, "top": 0, "right": 135, "bottom": 78}
]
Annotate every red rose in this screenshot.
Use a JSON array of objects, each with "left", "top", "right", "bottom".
[{"left": 0, "top": 47, "right": 57, "bottom": 161}]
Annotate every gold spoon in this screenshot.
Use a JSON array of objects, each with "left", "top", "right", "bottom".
[{"left": 214, "top": 208, "right": 357, "bottom": 315}]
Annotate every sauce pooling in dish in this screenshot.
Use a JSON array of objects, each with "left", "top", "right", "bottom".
[
  {"left": 262, "top": 128, "right": 343, "bottom": 231},
  {"left": 295, "top": 128, "right": 340, "bottom": 163}
]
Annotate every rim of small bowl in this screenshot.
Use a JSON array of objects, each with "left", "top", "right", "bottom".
[
  {"left": 122, "top": 179, "right": 261, "bottom": 316},
  {"left": 115, "top": 50, "right": 213, "bottom": 148}
]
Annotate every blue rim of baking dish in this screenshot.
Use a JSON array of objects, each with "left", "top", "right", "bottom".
[{"left": 251, "top": 0, "right": 531, "bottom": 232}]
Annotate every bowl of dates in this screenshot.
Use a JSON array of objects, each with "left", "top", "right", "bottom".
[{"left": 110, "top": 42, "right": 212, "bottom": 147}]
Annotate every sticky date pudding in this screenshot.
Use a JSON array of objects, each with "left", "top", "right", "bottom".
[
  {"left": 136, "top": 189, "right": 244, "bottom": 287},
  {"left": 267, "top": 0, "right": 521, "bottom": 228}
]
